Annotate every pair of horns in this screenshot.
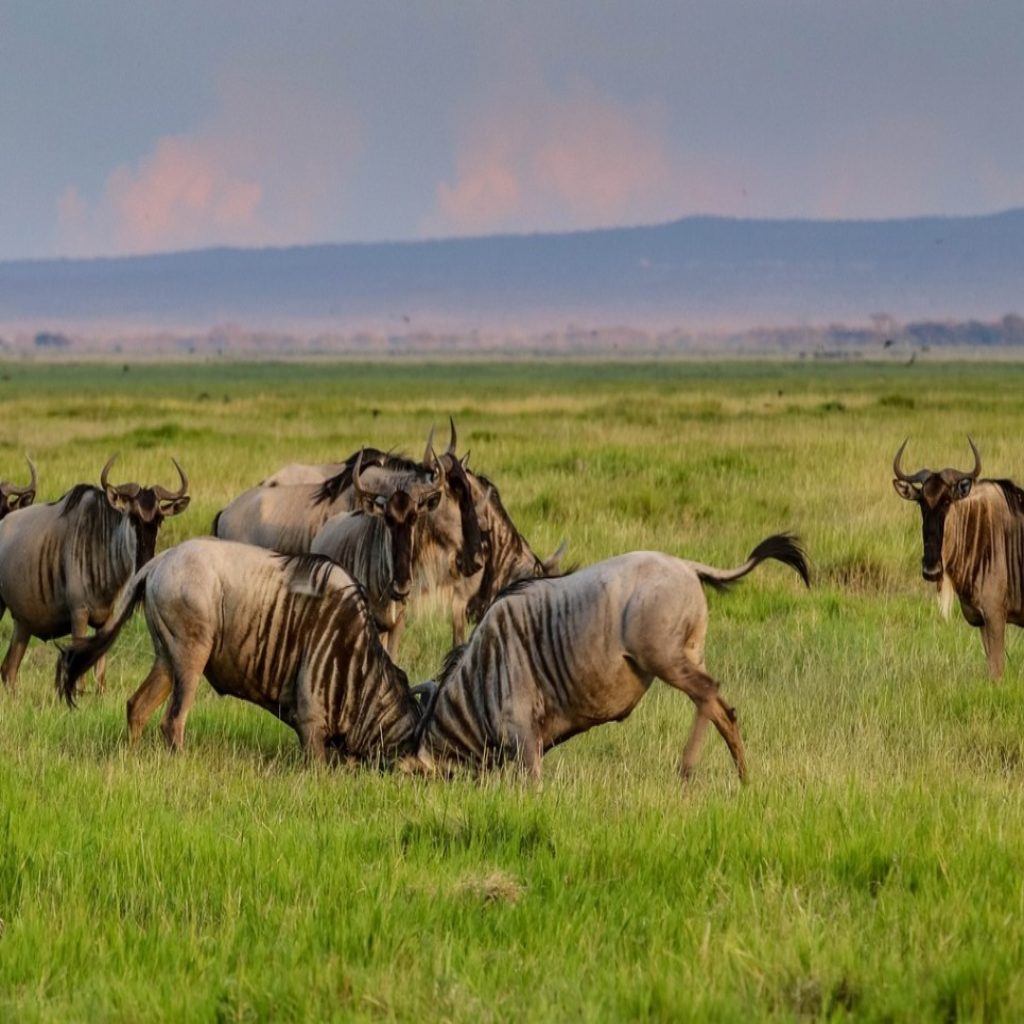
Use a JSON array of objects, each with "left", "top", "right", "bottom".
[
  {"left": 423, "top": 418, "right": 458, "bottom": 464},
  {"left": 352, "top": 446, "right": 446, "bottom": 506},
  {"left": 0, "top": 457, "right": 36, "bottom": 498},
  {"left": 893, "top": 437, "right": 981, "bottom": 483},
  {"left": 100, "top": 454, "right": 189, "bottom": 499}
]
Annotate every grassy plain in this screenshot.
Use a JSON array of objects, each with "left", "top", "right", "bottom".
[{"left": 3, "top": 359, "right": 1024, "bottom": 1021}]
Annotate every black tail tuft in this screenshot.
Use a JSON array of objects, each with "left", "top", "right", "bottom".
[{"left": 748, "top": 533, "right": 810, "bottom": 587}]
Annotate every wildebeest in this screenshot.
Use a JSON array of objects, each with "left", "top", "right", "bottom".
[
  {"left": 310, "top": 449, "right": 449, "bottom": 654},
  {"left": 213, "top": 435, "right": 483, "bottom": 575},
  {"left": 414, "top": 535, "right": 810, "bottom": 783},
  {"left": 56, "top": 539, "right": 424, "bottom": 763},
  {"left": 0, "top": 458, "right": 37, "bottom": 519},
  {"left": 0, "top": 456, "right": 190, "bottom": 691},
  {"left": 893, "top": 437, "right": 1024, "bottom": 678}
]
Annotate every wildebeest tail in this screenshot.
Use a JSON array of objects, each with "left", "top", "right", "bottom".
[
  {"left": 55, "top": 567, "right": 151, "bottom": 708},
  {"left": 211, "top": 509, "right": 223, "bottom": 536},
  {"left": 688, "top": 533, "right": 810, "bottom": 591}
]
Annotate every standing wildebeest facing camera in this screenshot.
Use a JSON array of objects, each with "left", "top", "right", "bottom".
[
  {"left": 893, "top": 438, "right": 1024, "bottom": 678},
  {"left": 0, "top": 458, "right": 37, "bottom": 519},
  {"left": 56, "top": 540, "right": 425, "bottom": 764},
  {"left": 311, "top": 447, "right": 451, "bottom": 655},
  {"left": 414, "top": 535, "right": 810, "bottom": 784},
  {"left": 0, "top": 455, "right": 190, "bottom": 691}
]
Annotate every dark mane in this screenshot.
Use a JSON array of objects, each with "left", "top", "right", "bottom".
[
  {"left": 472, "top": 471, "right": 516, "bottom": 529},
  {"left": 992, "top": 478, "right": 1024, "bottom": 515},
  {"left": 313, "top": 448, "right": 423, "bottom": 505},
  {"left": 275, "top": 552, "right": 347, "bottom": 599},
  {"left": 436, "top": 642, "right": 469, "bottom": 690},
  {"left": 491, "top": 575, "right": 547, "bottom": 605},
  {"left": 56, "top": 483, "right": 102, "bottom": 517}
]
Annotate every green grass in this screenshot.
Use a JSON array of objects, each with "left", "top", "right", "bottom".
[{"left": 3, "top": 359, "right": 1024, "bottom": 1020}]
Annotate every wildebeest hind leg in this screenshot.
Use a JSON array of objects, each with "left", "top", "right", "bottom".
[
  {"left": 127, "top": 657, "right": 174, "bottom": 743},
  {"left": 160, "top": 666, "right": 204, "bottom": 753},
  {"left": 1, "top": 619, "right": 30, "bottom": 692},
  {"left": 662, "top": 663, "right": 748, "bottom": 784}
]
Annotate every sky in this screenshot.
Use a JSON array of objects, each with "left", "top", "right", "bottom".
[{"left": 1, "top": 1, "right": 1022, "bottom": 261}]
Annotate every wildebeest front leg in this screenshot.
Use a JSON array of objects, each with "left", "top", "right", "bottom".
[
  {"left": 981, "top": 614, "right": 1007, "bottom": 680},
  {"left": 451, "top": 596, "right": 469, "bottom": 646},
  {"left": 384, "top": 612, "right": 407, "bottom": 660},
  {"left": 1, "top": 619, "right": 31, "bottom": 692}
]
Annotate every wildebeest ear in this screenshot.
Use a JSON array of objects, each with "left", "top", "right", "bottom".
[
  {"left": 159, "top": 495, "right": 191, "bottom": 517},
  {"left": 542, "top": 539, "right": 568, "bottom": 575},
  {"left": 892, "top": 479, "right": 920, "bottom": 501},
  {"left": 954, "top": 477, "right": 973, "bottom": 500},
  {"left": 104, "top": 485, "right": 133, "bottom": 513}
]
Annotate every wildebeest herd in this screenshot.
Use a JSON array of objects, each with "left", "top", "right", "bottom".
[{"left": 0, "top": 427, "right": 1017, "bottom": 785}]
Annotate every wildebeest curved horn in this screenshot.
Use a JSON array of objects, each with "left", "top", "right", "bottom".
[
  {"left": 446, "top": 416, "right": 457, "bottom": 458},
  {"left": 100, "top": 454, "right": 118, "bottom": 490},
  {"left": 1, "top": 456, "right": 37, "bottom": 497},
  {"left": 352, "top": 448, "right": 375, "bottom": 507},
  {"left": 429, "top": 446, "right": 446, "bottom": 488},
  {"left": 965, "top": 436, "right": 982, "bottom": 479},
  {"left": 542, "top": 539, "right": 568, "bottom": 574},
  {"left": 422, "top": 425, "right": 436, "bottom": 465},
  {"left": 153, "top": 458, "right": 189, "bottom": 500},
  {"left": 892, "top": 439, "right": 930, "bottom": 484}
]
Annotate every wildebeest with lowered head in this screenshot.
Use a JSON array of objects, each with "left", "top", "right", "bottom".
[
  {"left": 0, "top": 455, "right": 190, "bottom": 691},
  {"left": 0, "top": 458, "right": 37, "bottom": 520},
  {"left": 414, "top": 534, "right": 809, "bottom": 783},
  {"left": 56, "top": 539, "right": 424, "bottom": 764},
  {"left": 894, "top": 437, "right": 1024, "bottom": 678}
]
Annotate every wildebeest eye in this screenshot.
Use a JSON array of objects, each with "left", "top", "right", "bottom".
[
  {"left": 424, "top": 493, "right": 442, "bottom": 512},
  {"left": 955, "top": 478, "right": 973, "bottom": 500}
]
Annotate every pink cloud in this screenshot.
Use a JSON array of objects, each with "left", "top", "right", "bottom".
[
  {"left": 57, "top": 74, "right": 362, "bottom": 256},
  {"left": 429, "top": 84, "right": 692, "bottom": 236},
  {"left": 106, "top": 136, "right": 264, "bottom": 251}
]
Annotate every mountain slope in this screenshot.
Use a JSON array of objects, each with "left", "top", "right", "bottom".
[{"left": 2, "top": 210, "right": 1022, "bottom": 330}]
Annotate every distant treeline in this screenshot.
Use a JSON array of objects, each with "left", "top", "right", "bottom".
[{"left": 2, "top": 313, "right": 1024, "bottom": 357}]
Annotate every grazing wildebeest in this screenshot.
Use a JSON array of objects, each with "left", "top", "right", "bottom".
[
  {"left": 414, "top": 535, "right": 810, "bottom": 783},
  {"left": 893, "top": 438, "right": 1024, "bottom": 678},
  {"left": 212, "top": 451, "right": 401, "bottom": 554},
  {"left": 56, "top": 540, "right": 424, "bottom": 764},
  {"left": 0, "top": 456, "right": 190, "bottom": 691},
  {"left": 0, "top": 458, "right": 37, "bottom": 519},
  {"left": 310, "top": 449, "right": 449, "bottom": 655}
]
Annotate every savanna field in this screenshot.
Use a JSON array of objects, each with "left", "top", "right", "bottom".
[{"left": 4, "top": 359, "right": 1024, "bottom": 1022}]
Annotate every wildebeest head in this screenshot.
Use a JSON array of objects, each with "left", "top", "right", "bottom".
[
  {"left": 0, "top": 457, "right": 37, "bottom": 518},
  {"left": 434, "top": 418, "right": 487, "bottom": 577},
  {"left": 893, "top": 438, "right": 981, "bottom": 581},
  {"left": 352, "top": 448, "right": 445, "bottom": 601},
  {"left": 101, "top": 455, "right": 191, "bottom": 568}
]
